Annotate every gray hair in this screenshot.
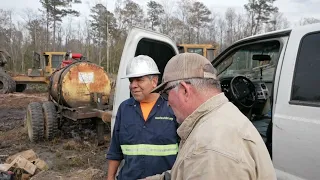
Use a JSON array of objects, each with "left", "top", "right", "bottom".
[
  {"left": 167, "top": 78, "right": 221, "bottom": 93},
  {"left": 148, "top": 75, "right": 159, "bottom": 82}
]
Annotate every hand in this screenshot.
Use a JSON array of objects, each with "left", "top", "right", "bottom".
[{"left": 107, "top": 176, "right": 115, "bottom": 180}]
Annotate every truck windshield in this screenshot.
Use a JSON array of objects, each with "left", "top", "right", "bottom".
[{"left": 216, "top": 41, "right": 281, "bottom": 81}]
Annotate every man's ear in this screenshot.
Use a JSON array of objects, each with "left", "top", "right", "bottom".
[
  {"left": 180, "top": 81, "right": 191, "bottom": 101},
  {"left": 151, "top": 76, "right": 159, "bottom": 87}
]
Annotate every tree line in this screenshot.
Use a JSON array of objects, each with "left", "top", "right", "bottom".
[{"left": 0, "top": 0, "right": 319, "bottom": 75}]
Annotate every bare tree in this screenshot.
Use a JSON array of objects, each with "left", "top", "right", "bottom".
[
  {"left": 265, "top": 12, "right": 290, "bottom": 32},
  {"left": 205, "top": 12, "right": 218, "bottom": 44},
  {"left": 300, "top": 17, "right": 320, "bottom": 26},
  {"left": 176, "top": 0, "right": 192, "bottom": 43},
  {"left": 22, "top": 8, "right": 44, "bottom": 52},
  {"left": 16, "top": 22, "right": 29, "bottom": 72},
  {"left": 217, "top": 17, "right": 226, "bottom": 52},
  {"left": 225, "top": 8, "right": 237, "bottom": 46},
  {"left": 159, "top": 0, "right": 176, "bottom": 35}
]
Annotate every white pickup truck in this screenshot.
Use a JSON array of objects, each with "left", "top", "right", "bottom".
[{"left": 112, "top": 23, "right": 320, "bottom": 180}]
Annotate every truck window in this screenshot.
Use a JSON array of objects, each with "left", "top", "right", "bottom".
[
  {"left": 206, "top": 49, "right": 215, "bottom": 62},
  {"left": 51, "top": 55, "right": 64, "bottom": 68},
  {"left": 216, "top": 40, "right": 280, "bottom": 82},
  {"left": 291, "top": 32, "right": 320, "bottom": 105},
  {"left": 187, "top": 48, "right": 203, "bottom": 56},
  {"left": 44, "top": 55, "right": 49, "bottom": 66}
]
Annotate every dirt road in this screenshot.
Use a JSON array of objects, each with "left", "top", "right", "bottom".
[{"left": 0, "top": 92, "right": 110, "bottom": 179}]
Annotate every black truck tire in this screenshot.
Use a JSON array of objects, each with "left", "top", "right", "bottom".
[
  {"left": 26, "top": 102, "right": 44, "bottom": 143},
  {"left": 0, "top": 71, "right": 16, "bottom": 94},
  {"left": 42, "top": 101, "right": 58, "bottom": 140}
]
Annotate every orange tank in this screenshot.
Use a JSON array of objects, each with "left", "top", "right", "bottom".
[{"left": 49, "top": 61, "right": 111, "bottom": 108}]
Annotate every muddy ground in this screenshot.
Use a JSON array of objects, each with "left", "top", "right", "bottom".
[{"left": 0, "top": 91, "right": 111, "bottom": 179}]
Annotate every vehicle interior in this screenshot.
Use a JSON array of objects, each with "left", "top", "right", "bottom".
[{"left": 215, "top": 40, "right": 282, "bottom": 157}]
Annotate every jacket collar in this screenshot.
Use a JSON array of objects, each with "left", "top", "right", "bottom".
[
  {"left": 177, "top": 93, "right": 229, "bottom": 141},
  {"left": 126, "top": 95, "right": 165, "bottom": 106}
]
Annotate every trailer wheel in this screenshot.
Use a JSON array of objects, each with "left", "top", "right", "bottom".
[
  {"left": 94, "top": 118, "right": 106, "bottom": 145},
  {"left": 26, "top": 102, "right": 44, "bottom": 143},
  {"left": 0, "top": 71, "right": 16, "bottom": 94},
  {"left": 16, "top": 84, "right": 27, "bottom": 92},
  {"left": 42, "top": 101, "right": 58, "bottom": 140}
]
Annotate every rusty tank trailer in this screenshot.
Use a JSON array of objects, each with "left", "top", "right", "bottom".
[
  {"left": 25, "top": 57, "right": 113, "bottom": 144},
  {"left": 50, "top": 61, "right": 112, "bottom": 108}
]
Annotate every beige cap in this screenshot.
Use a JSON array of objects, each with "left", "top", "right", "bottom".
[{"left": 152, "top": 53, "right": 218, "bottom": 93}]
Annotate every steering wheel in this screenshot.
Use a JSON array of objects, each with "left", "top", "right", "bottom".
[{"left": 230, "top": 76, "right": 256, "bottom": 109}]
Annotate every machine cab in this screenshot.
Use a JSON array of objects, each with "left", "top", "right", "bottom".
[
  {"left": 43, "top": 52, "right": 65, "bottom": 74},
  {"left": 177, "top": 44, "right": 218, "bottom": 62}
]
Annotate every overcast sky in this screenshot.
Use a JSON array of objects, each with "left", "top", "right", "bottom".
[{"left": 2, "top": 0, "right": 320, "bottom": 28}]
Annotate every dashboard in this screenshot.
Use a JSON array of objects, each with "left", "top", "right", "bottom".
[
  {"left": 253, "top": 81, "right": 269, "bottom": 100},
  {"left": 220, "top": 77, "right": 269, "bottom": 101}
]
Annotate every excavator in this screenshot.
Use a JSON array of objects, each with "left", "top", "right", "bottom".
[{"left": 0, "top": 50, "right": 84, "bottom": 94}]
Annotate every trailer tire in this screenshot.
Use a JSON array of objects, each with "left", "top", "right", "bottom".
[
  {"left": 0, "top": 71, "right": 16, "bottom": 94},
  {"left": 95, "top": 118, "right": 106, "bottom": 146},
  {"left": 16, "top": 84, "right": 27, "bottom": 92},
  {"left": 42, "top": 101, "right": 58, "bottom": 140},
  {"left": 26, "top": 102, "right": 44, "bottom": 143}
]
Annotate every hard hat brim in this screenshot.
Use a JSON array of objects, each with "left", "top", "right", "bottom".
[
  {"left": 121, "top": 71, "right": 160, "bottom": 79},
  {"left": 151, "top": 81, "right": 167, "bottom": 93}
]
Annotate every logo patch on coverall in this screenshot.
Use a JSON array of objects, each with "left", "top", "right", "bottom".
[{"left": 155, "top": 117, "right": 173, "bottom": 121}]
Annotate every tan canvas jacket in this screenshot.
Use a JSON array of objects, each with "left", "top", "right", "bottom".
[{"left": 148, "top": 93, "right": 276, "bottom": 180}]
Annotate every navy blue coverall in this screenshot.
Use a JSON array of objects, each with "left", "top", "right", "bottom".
[{"left": 107, "top": 96, "right": 179, "bottom": 180}]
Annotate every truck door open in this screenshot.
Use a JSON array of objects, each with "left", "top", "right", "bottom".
[{"left": 111, "top": 27, "right": 178, "bottom": 134}]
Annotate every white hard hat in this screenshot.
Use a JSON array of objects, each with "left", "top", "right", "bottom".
[{"left": 122, "top": 55, "right": 160, "bottom": 78}]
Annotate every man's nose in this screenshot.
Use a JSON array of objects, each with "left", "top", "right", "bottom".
[{"left": 130, "top": 80, "right": 138, "bottom": 88}]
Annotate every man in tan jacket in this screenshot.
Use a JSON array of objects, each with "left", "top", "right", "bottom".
[{"left": 144, "top": 53, "right": 276, "bottom": 180}]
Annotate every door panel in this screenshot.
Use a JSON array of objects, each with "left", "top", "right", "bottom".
[{"left": 274, "top": 24, "right": 320, "bottom": 180}]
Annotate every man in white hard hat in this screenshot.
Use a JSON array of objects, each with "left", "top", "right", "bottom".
[{"left": 106, "top": 55, "right": 179, "bottom": 180}]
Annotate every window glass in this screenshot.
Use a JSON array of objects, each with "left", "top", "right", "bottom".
[
  {"left": 187, "top": 48, "right": 203, "bottom": 56},
  {"left": 51, "top": 55, "right": 64, "bottom": 68},
  {"left": 206, "top": 49, "right": 215, "bottom": 62},
  {"left": 291, "top": 32, "right": 320, "bottom": 104},
  {"left": 216, "top": 41, "right": 280, "bottom": 82}
]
